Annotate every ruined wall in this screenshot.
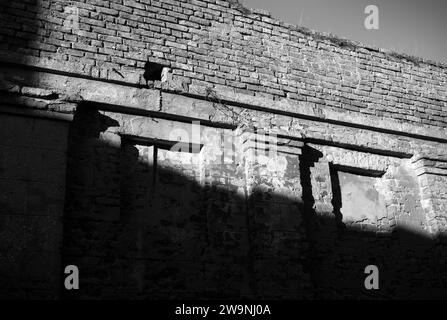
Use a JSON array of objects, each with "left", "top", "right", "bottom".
[
  {"left": 0, "top": 0, "right": 446, "bottom": 299},
  {"left": 60, "top": 108, "right": 311, "bottom": 299}
]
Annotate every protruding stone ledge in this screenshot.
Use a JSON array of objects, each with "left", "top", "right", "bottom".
[
  {"left": 238, "top": 130, "right": 304, "bottom": 157},
  {"left": 412, "top": 154, "right": 447, "bottom": 176},
  {"left": 121, "top": 134, "right": 204, "bottom": 154},
  {"left": 2, "top": 61, "right": 446, "bottom": 144}
]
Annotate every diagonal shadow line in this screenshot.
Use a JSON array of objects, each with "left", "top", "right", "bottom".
[{"left": 59, "top": 107, "right": 447, "bottom": 300}]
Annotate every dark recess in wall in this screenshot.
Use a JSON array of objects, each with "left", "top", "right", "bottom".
[{"left": 143, "top": 62, "right": 165, "bottom": 83}]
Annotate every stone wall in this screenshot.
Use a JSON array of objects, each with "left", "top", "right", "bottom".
[{"left": 0, "top": 0, "right": 446, "bottom": 299}]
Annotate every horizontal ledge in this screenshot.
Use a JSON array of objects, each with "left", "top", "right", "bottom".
[
  {"left": 121, "top": 134, "right": 204, "bottom": 153},
  {"left": 0, "top": 104, "right": 73, "bottom": 122},
  {"left": 2, "top": 62, "right": 446, "bottom": 145},
  {"left": 331, "top": 164, "right": 385, "bottom": 178},
  {"left": 82, "top": 101, "right": 236, "bottom": 130}
]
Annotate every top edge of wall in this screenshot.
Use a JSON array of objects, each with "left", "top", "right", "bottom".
[{"left": 228, "top": 0, "right": 447, "bottom": 69}]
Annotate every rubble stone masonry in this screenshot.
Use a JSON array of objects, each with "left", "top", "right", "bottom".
[{"left": 0, "top": 0, "right": 446, "bottom": 299}]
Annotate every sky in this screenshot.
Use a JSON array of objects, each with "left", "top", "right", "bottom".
[{"left": 240, "top": 0, "right": 447, "bottom": 64}]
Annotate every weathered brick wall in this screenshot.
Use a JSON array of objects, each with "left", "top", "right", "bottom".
[
  {"left": 0, "top": 0, "right": 446, "bottom": 130},
  {"left": 0, "top": 0, "right": 447, "bottom": 300}
]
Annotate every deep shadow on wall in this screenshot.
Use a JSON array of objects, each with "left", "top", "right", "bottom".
[{"left": 60, "top": 106, "right": 447, "bottom": 300}]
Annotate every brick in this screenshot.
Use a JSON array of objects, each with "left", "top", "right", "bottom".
[{"left": 0, "top": 0, "right": 446, "bottom": 302}]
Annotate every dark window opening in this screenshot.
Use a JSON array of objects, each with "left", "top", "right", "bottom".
[{"left": 143, "top": 61, "right": 165, "bottom": 82}]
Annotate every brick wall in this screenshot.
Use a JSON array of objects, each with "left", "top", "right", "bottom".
[
  {"left": 0, "top": 0, "right": 447, "bottom": 300},
  {"left": 0, "top": 0, "right": 446, "bottom": 129}
]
